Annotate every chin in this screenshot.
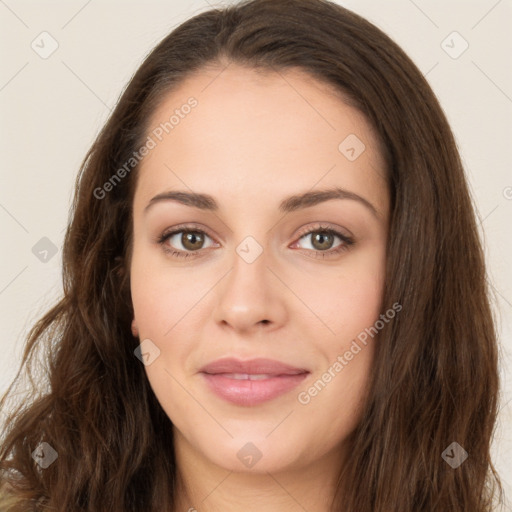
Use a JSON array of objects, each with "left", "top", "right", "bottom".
[{"left": 196, "top": 434, "right": 305, "bottom": 474}]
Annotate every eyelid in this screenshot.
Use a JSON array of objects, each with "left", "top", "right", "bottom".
[
  {"left": 159, "top": 222, "right": 218, "bottom": 242},
  {"left": 293, "top": 222, "right": 353, "bottom": 242}
]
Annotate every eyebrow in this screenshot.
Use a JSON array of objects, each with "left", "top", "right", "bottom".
[{"left": 144, "top": 187, "right": 379, "bottom": 218}]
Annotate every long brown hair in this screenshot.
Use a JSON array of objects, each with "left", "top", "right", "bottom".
[{"left": 0, "top": 0, "right": 504, "bottom": 510}]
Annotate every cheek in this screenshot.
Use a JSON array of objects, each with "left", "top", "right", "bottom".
[
  {"left": 130, "top": 245, "right": 199, "bottom": 339},
  {"left": 293, "top": 271, "right": 385, "bottom": 445},
  {"left": 342, "top": 245, "right": 386, "bottom": 318},
  {"left": 301, "top": 251, "right": 386, "bottom": 433},
  {"left": 291, "top": 246, "right": 387, "bottom": 347},
  {"left": 130, "top": 252, "right": 198, "bottom": 420},
  {"left": 333, "top": 269, "right": 385, "bottom": 342}
]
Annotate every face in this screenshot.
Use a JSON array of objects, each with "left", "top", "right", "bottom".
[{"left": 130, "top": 63, "right": 389, "bottom": 475}]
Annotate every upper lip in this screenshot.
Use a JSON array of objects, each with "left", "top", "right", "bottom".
[{"left": 200, "top": 357, "right": 309, "bottom": 376}]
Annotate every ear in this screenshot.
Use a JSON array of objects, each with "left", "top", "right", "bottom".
[{"left": 131, "top": 319, "right": 139, "bottom": 337}]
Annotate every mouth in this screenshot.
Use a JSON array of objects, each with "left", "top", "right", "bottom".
[{"left": 199, "top": 357, "right": 310, "bottom": 406}]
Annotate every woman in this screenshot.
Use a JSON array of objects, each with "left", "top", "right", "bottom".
[{"left": 0, "top": 0, "right": 504, "bottom": 510}]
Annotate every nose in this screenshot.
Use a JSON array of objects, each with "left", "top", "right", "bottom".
[{"left": 212, "top": 242, "right": 288, "bottom": 334}]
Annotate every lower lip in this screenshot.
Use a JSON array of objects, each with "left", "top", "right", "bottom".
[{"left": 201, "top": 372, "right": 309, "bottom": 406}]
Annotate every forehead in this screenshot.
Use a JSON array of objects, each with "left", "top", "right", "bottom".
[{"left": 135, "top": 64, "right": 388, "bottom": 217}]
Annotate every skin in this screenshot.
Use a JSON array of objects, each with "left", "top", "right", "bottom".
[{"left": 130, "top": 63, "right": 390, "bottom": 511}]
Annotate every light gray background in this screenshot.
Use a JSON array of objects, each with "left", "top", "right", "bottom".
[{"left": 1, "top": 0, "right": 511, "bottom": 503}]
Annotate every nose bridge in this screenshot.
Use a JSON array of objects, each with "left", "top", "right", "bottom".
[{"left": 212, "top": 234, "right": 287, "bottom": 332}]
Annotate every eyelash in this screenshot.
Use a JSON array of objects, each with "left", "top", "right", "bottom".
[{"left": 156, "top": 223, "right": 355, "bottom": 260}]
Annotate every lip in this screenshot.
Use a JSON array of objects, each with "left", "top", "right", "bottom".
[
  {"left": 200, "top": 357, "right": 310, "bottom": 406},
  {"left": 200, "top": 357, "right": 309, "bottom": 376}
]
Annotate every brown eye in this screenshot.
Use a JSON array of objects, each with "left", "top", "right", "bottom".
[
  {"left": 293, "top": 225, "right": 355, "bottom": 258},
  {"left": 298, "top": 230, "right": 342, "bottom": 252},
  {"left": 159, "top": 228, "right": 216, "bottom": 257},
  {"left": 310, "top": 231, "right": 335, "bottom": 251},
  {"left": 181, "top": 231, "right": 205, "bottom": 251}
]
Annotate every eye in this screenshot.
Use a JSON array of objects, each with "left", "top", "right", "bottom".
[
  {"left": 156, "top": 223, "right": 354, "bottom": 260},
  {"left": 292, "top": 224, "right": 354, "bottom": 258},
  {"left": 157, "top": 225, "right": 217, "bottom": 258}
]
